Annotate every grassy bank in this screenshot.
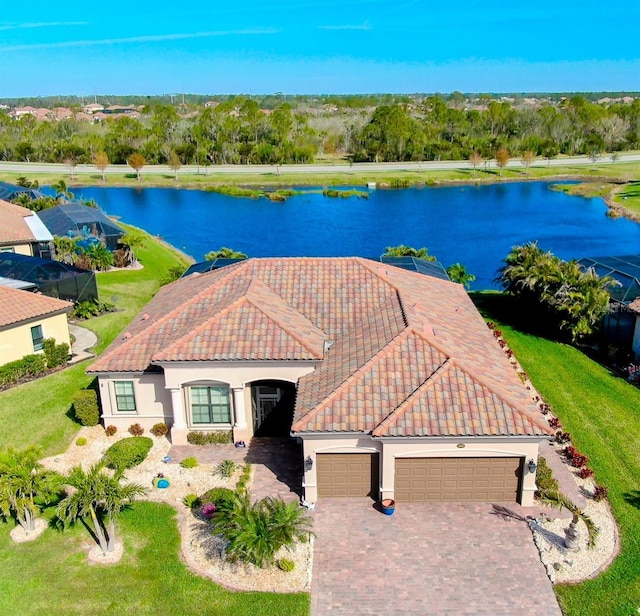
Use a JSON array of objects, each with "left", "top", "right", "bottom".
[
  {"left": 0, "top": 226, "right": 190, "bottom": 455},
  {"left": 474, "top": 293, "right": 640, "bottom": 615}
]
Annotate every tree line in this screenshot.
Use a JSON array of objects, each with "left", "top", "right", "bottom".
[{"left": 0, "top": 95, "right": 638, "bottom": 167}]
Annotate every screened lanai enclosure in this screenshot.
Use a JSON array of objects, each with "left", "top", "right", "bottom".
[
  {"left": 0, "top": 253, "right": 97, "bottom": 303},
  {"left": 579, "top": 255, "right": 640, "bottom": 347},
  {"left": 38, "top": 204, "right": 124, "bottom": 250}
]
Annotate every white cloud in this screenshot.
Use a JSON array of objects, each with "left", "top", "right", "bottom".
[
  {"left": 0, "top": 21, "right": 88, "bottom": 32},
  {"left": 0, "top": 28, "right": 279, "bottom": 52},
  {"left": 318, "top": 22, "right": 371, "bottom": 31}
]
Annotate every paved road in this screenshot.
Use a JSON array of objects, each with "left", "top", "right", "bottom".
[{"left": 1, "top": 153, "right": 639, "bottom": 177}]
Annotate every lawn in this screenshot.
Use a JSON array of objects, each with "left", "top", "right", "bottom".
[
  {"left": 474, "top": 293, "right": 640, "bottom": 616},
  {"left": 0, "top": 502, "right": 309, "bottom": 616},
  {"left": 0, "top": 225, "right": 191, "bottom": 455}
]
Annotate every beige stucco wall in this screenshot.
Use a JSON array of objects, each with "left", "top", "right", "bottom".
[
  {"left": 97, "top": 373, "right": 172, "bottom": 432},
  {"left": 1, "top": 242, "right": 33, "bottom": 256},
  {"left": 632, "top": 315, "right": 640, "bottom": 360},
  {"left": 301, "top": 435, "right": 543, "bottom": 506},
  {"left": 0, "top": 312, "right": 70, "bottom": 365}
]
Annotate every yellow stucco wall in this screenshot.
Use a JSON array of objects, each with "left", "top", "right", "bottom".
[
  {"left": 0, "top": 312, "right": 70, "bottom": 364},
  {"left": 1, "top": 242, "right": 34, "bottom": 256}
]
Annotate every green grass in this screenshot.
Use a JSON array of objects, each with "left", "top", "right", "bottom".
[
  {"left": 0, "top": 501, "right": 309, "bottom": 616},
  {"left": 474, "top": 293, "right": 640, "bottom": 615},
  {"left": 0, "top": 227, "right": 190, "bottom": 455}
]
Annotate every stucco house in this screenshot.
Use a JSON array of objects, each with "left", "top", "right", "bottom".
[
  {"left": 89, "top": 257, "right": 553, "bottom": 506},
  {"left": 0, "top": 199, "right": 54, "bottom": 258},
  {"left": 0, "top": 286, "right": 72, "bottom": 365}
]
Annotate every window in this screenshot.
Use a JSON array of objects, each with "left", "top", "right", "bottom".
[
  {"left": 0, "top": 246, "right": 15, "bottom": 253},
  {"left": 190, "top": 386, "right": 231, "bottom": 424},
  {"left": 114, "top": 381, "right": 137, "bottom": 412},
  {"left": 31, "top": 325, "right": 44, "bottom": 351}
]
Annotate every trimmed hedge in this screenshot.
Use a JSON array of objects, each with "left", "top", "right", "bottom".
[
  {"left": 43, "top": 338, "right": 70, "bottom": 368},
  {"left": 104, "top": 436, "right": 153, "bottom": 471},
  {"left": 186, "top": 431, "right": 233, "bottom": 445},
  {"left": 535, "top": 456, "right": 559, "bottom": 496},
  {"left": 73, "top": 389, "right": 100, "bottom": 426},
  {"left": 0, "top": 354, "right": 46, "bottom": 389}
]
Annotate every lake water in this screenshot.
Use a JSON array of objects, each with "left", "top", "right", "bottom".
[{"left": 73, "top": 181, "right": 640, "bottom": 290}]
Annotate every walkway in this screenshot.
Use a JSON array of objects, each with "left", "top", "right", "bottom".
[
  {"left": 68, "top": 323, "right": 97, "bottom": 364},
  {"left": 168, "top": 436, "right": 302, "bottom": 501},
  {"left": 539, "top": 440, "right": 587, "bottom": 509},
  {"left": 311, "top": 500, "right": 562, "bottom": 616}
]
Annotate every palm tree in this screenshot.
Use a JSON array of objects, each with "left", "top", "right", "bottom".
[
  {"left": 51, "top": 179, "right": 74, "bottom": 203},
  {"left": 56, "top": 462, "right": 145, "bottom": 555},
  {"left": 204, "top": 247, "right": 248, "bottom": 261},
  {"left": 84, "top": 243, "right": 114, "bottom": 271},
  {"left": 118, "top": 232, "right": 145, "bottom": 265},
  {"left": 382, "top": 244, "right": 436, "bottom": 261},
  {"left": 0, "top": 446, "right": 61, "bottom": 533},
  {"left": 446, "top": 263, "right": 476, "bottom": 288},
  {"left": 538, "top": 490, "right": 599, "bottom": 550}
]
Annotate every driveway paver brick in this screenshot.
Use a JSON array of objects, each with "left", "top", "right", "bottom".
[{"left": 311, "top": 499, "right": 562, "bottom": 616}]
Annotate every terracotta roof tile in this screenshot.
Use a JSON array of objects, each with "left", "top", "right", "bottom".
[
  {"left": 0, "top": 200, "right": 37, "bottom": 245},
  {"left": 0, "top": 286, "right": 72, "bottom": 327}
]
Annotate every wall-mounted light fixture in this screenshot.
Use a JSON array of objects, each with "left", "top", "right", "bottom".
[
  {"left": 304, "top": 456, "right": 313, "bottom": 472},
  {"left": 528, "top": 459, "right": 537, "bottom": 473}
]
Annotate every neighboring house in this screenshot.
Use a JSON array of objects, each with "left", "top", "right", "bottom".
[
  {"left": 578, "top": 255, "right": 640, "bottom": 352},
  {"left": 89, "top": 257, "right": 553, "bottom": 506},
  {"left": 0, "top": 181, "right": 41, "bottom": 203},
  {"left": 0, "top": 199, "right": 54, "bottom": 258},
  {"left": 0, "top": 286, "right": 72, "bottom": 364},
  {"left": 38, "top": 203, "right": 124, "bottom": 250}
]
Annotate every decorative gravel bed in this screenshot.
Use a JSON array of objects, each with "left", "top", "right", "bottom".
[{"left": 41, "top": 426, "right": 312, "bottom": 591}]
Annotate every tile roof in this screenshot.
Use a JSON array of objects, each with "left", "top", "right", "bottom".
[
  {"left": 89, "top": 257, "right": 551, "bottom": 438},
  {"left": 0, "top": 286, "right": 72, "bottom": 328},
  {"left": 0, "top": 200, "right": 38, "bottom": 245}
]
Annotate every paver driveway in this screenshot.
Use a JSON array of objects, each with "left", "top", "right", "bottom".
[{"left": 311, "top": 500, "right": 561, "bottom": 616}]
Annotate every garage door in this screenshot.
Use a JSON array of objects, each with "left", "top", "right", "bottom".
[
  {"left": 317, "top": 453, "right": 379, "bottom": 497},
  {"left": 395, "top": 457, "right": 522, "bottom": 503}
]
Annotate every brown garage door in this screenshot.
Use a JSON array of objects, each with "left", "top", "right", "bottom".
[
  {"left": 317, "top": 453, "right": 379, "bottom": 498},
  {"left": 395, "top": 457, "right": 522, "bottom": 503}
]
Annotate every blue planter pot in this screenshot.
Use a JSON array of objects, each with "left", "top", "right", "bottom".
[
  {"left": 155, "top": 478, "right": 170, "bottom": 489},
  {"left": 381, "top": 499, "right": 395, "bottom": 515}
]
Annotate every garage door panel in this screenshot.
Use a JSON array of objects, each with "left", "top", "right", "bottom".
[
  {"left": 317, "top": 453, "right": 379, "bottom": 498},
  {"left": 395, "top": 457, "right": 522, "bottom": 503}
]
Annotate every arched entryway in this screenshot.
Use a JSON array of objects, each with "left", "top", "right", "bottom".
[{"left": 250, "top": 380, "right": 296, "bottom": 436}]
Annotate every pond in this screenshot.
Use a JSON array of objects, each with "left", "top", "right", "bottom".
[{"left": 73, "top": 181, "right": 640, "bottom": 290}]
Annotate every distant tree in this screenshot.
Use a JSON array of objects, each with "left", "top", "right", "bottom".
[
  {"left": 15, "top": 176, "right": 39, "bottom": 189},
  {"left": 94, "top": 150, "right": 109, "bottom": 184},
  {"left": 168, "top": 150, "right": 182, "bottom": 180},
  {"left": 127, "top": 152, "right": 146, "bottom": 181},
  {"left": 446, "top": 263, "right": 476, "bottom": 288},
  {"left": 382, "top": 244, "right": 436, "bottom": 261},
  {"left": 521, "top": 150, "right": 535, "bottom": 175},
  {"left": 495, "top": 147, "right": 510, "bottom": 176},
  {"left": 204, "top": 247, "right": 248, "bottom": 261},
  {"left": 468, "top": 151, "right": 483, "bottom": 178},
  {"left": 0, "top": 446, "right": 61, "bottom": 533},
  {"left": 542, "top": 142, "right": 559, "bottom": 167}
]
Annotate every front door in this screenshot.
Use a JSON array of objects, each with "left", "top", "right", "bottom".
[{"left": 254, "top": 385, "right": 281, "bottom": 431}]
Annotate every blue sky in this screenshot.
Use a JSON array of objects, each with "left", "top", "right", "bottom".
[{"left": 1, "top": 1, "right": 638, "bottom": 96}]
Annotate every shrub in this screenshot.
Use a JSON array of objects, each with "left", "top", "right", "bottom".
[
  {"left": 43, "top": 338, "right": 70, "bottom": 368},
  {"left": 578, "top": 467, "right": 595, "bottom": 479},
  {"left": 105, "top": 425, "right": 117, "bottom": 436},
  {"left": 548, "top": 417, "right": 562, "bottom": 430},
  {"left": 593, "top": 485, "right": 608, "bottom": 502},
  {"left": 0, "top": 354, "right": 47, "bottom": 388},
  {"left": 73, "top": 389, "right": 99, "bottom": 426},
  {"left": 104, "top": 436, "right": 153, "bottom": 471},
  {"left": 214, "top": 492, "right": 313, "bottom": 567},
  {"left": 555, "top": 431, "right": 571, "bottom": 444},
  {"left": 236, "top": 464, "right": 252, "bottom": 493},
  {"left": 564, "top": 446, "right": 589, "bottom": 468},
  {"left": 200, "top": 487, "right": 235, "bottom": 510},
  {"left": 151, "top": 422, "right": 169, "bottom": 437},
  {"left": 182, "top": 493, "right": 201, "bottom": 508},
  {"left": 535, "top": 456, "right": 559, "bottom": 496},
  {"left": 181, "top": 457, "right": 199, "bottom": 468},
  {"left": 215, "top": 459, "right": 237, "bottom": 478},
  {"left": 75, "top": 437, "right": 87, "bottom": 446},
  {"left": 277, "top": 558, "right": 295, "bottom": 572},
  {"left": 186, "top": 431, "right": 233, "bottom": 445},
  {"left": 128, "top": 423, "right": 144, "bottom": 436}
]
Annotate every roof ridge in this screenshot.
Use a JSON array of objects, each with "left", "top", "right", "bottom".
[
  {"left": 371, "top": 358, "right": 453, "bottom": 436},
  {"left": 244, "top": 280, "right": 325, "bottom": 359},
  {"left": 292, "top": 325, "right": 411, "bottom": 431},
  {"left": 96, "top": 263, "right": 251, "bottom": 367}
]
